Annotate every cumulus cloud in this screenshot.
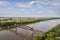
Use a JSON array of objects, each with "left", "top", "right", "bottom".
[
  {"left": 37, "top": 0, "right": 60, "bottom": 12},
  {"left": 0, "top": 0, "right": 37, "bottom": 8},
  {"left": 0, "top": 0, "right": 60, "bottom": 8},
  {"left": 16, "top": 1, "right": 36, "bottom": 8},
  {"left": 0, "top": 0, "right": 60, "bottom": 17}
]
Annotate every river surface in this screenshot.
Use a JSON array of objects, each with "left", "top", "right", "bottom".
[
  {"left": 27, "top": 19, "right": 60, "bottom": 32},
  {"left": 0, "top": 19, "right": 60, "bottom": 40}
]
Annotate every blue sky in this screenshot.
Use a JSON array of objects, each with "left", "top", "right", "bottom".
[{"left": 0, "top": 0, "right": 60, "bottom": 17}]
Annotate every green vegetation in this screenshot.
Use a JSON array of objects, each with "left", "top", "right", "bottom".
[
  {"left": 0, "top": 17, "right": 58, "bottom": 27},
  {"left": 33, "top": 24, "right": 60, "bottom": 40},
  {"left": 0, "top": 17, "right": 60, "bottom": 40}
]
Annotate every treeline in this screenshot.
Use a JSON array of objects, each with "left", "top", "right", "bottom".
[
  {"left": 0, "top": 17, "right": 57, "bottom": 27},
  {"left": 0, "top": 17, "right": 60, "bottom": 27},
  {"left": 33, "top": 24, "right": 60, "bottom": 40}
]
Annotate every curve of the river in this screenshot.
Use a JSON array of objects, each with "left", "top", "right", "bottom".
[
  {"left": 27, "top": 19, "right": 60, "bottom": 32},
  {"left": 0, "top": 19, "right": 60, "bottom": 40}
]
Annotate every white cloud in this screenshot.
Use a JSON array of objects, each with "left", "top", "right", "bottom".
[
  {"left": 0, "top": 0, "right": 60, "bottom": 17},
  {"left": 0, "top": 1, "right": 10, "bottom": 6},
  {"left": 16, "top": 1, "right": 36, "bottom": 8},
  {"left": 0, "top": 1, "right": 37, "bottom": 8}
]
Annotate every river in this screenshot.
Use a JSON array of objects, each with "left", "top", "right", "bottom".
[
  {"left": 27, "top": 19, "right": 60, "bottom": 32},
  {"left": 0, "top": 19, "right": 60, "bottom": 40}
]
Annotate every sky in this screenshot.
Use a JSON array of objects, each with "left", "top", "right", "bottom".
[{"left": 0, "top": 0, "right": 60, "bottom": 17}]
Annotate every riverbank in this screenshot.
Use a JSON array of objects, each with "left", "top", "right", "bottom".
[
  {"left": 0, "top": 17, "right": 60, "bottom": 27},
  {"left": 0, "top": 18, "right": 60, "bottom": 40},
  {"left": 33, "top": 24, "right": 60, "bottom": 40}
]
